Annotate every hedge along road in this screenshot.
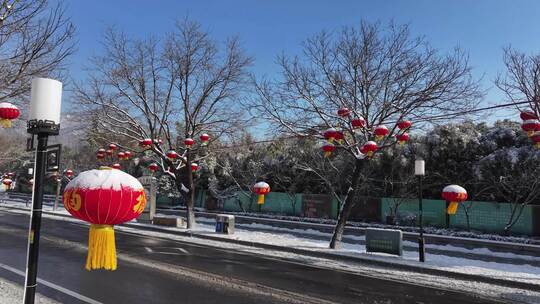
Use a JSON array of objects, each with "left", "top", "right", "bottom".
[{"left": 0, "top": 209, "right": 505, "bottom": 304}]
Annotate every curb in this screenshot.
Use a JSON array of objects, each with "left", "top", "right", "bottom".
[{"left": 2, "top": 205, "right": 540, "bottom": 293}]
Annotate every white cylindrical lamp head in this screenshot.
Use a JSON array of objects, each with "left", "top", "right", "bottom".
[
  {"left": 28, "top": 77, "right": 63, "bottom": 134},
  {"left": 415, "top": 159, "right": 425, "bottom": 176}
]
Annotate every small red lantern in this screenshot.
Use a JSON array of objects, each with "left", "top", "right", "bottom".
[
  {"left": 96, "top": 152, "right": 105, "bottom": 159},
  {"left": 166, "top": 150, "right": 178, "bottom": 160},
  {"left": 106, "top": 149, "right": 113, "bottom": 156},
  {"left": 351, "top": 117, "right": 366, "bottom": 130},
  {"left": 521, "top": 120, "right": 540, "bottom": 137},
  {"left": 252, "top": 181, "right": 270, "bottom": 205},
  {"left": 111, "top": 163, "right": 121, "bottom": 170},
  {"left": 323, "top": 128, "right": 337, "bottom": 142},
  {"left": 397, "top": 120, "right": 412, "bottom": 130},
  {"left": 200, "top": 133, "right": 210, "bottom": 144},
  {"left": 531, "top": 132, "right": 540, "bottom": 148},
  {"left": 0, "top": 102, "right": 20, "bottom": 128},
  {"left": 98, "top": 148, "right": 106, "bottom": 154},
  {"left": 374, "top": 125, "right": 389, "bottom": 140},
  {"left": 2, "top": 178, "right": 12, "bottom": 186},
  {"left": 148, "top": 163, "right": 159, "bottom": 172},
  {"left": 337, "top": 107, "right": 351, "bottom": 117},
  {"left": 396, "top": 133, "right": 409, "bottom": 145},
  {"left": 124, "top": 151, "right": 132, "bottom": 159},
  {"left": 360, "top": 141, "right": 378, "bottom": 157},
  {"left": 63, "top": 168, "right": 146, "bottom": 270},
  {"left": 139, "top": 138, "right": 152, "bottom": 147},
  {"left": 184, "top": 138, "right": 195, "bottom": 148},
  {"left": 520, "top": 111, "right": 538, "bottom": 120},
  {"left": 108, "top": 143, "right": 117, "bottom": 150},
  {"left": 65, "top": 169, "right": 74, "bottom": 178},
  {"left": 321, "top": 144, "right": 336, "bottom": 157},
  {"left": 442, "top": 185, "right": 467, "bottom": 215},
  {"left": 7, "top": 172, "right": 14, "bottom": 177},
  {"left": 334, "top": 129, "right": 344, "bottom": 144},
  {"left": 191, "top": 163, "right": 199, "bottom": 172},
  {"left": 117, "top": 152, "right": 126, "bottom": 160}
]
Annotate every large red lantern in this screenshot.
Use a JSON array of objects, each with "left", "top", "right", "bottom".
[
  {"left": 351, "top": 117, "right": 365, "bottom": 130},
  {"left": 337, "top": 107, "right": 351, "bottom": 117},
  {"left": 184, "top": 138, "right": 195, "bottom": 148},
  {"left": 442, "top": 185, "right": 468, "bottom": 215},
  {"left": 396, "top": 133, "right": 409, "bottom": 145},
  {"left": 0, "top": 102, "right": 20, "bottom": 128},
  {"left": 252, "top": 181, "right": 270, "bottom": 205},
  {"left": 521, "top": 120, "right": 540, "bottom": 137},
  {"left": 374, "top": 125, "right": 389, "bottom": 140},
  {"left": 520, "top": 111, "right": 538, "bottom": 120},
  {"left": 360, "top": 141, "right": 378, "bottom": 157},
  {"left": 321, "top": 143, "right": 336, "bottom": 157},
  {"left": 63, "top": 168, "right": 146, "bottom": 271},
  {"left": 397, "top": 120, "right": 412, "bottom": 130},
  {"left": 323, "top": 128, "right": 337, "bottom": 142}
]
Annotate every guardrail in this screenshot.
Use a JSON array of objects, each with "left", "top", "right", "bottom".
[{"left": 0, "top": 192, "right": 59, "bottom": 207}]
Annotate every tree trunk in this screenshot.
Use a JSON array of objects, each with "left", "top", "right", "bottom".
[{"left": 329, "top": 159, "right": 364, "bottom": 249}]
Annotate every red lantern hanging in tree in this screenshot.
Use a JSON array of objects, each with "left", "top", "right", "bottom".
[
  {"left": 2, "top": 178, "right": 12, "bottom": 187},
  {"left": 521, "top": 119, "right": 540, "bottom": 137},
  {"left": 106, "top": 149, "right": 113, "bottom": 156},
  {"left": 337, "top": 107, "right": 351, "bottom": 117},
  {"left": 323, "top": 128, "right": 337, "bottom": 142},
  {"left": 184, "top": 138, "right": 194, "bottom": 148},
  {"left": 531, "top": 132, "right": 540, "bottom": 149},
  {"left": 397, "top": 120, "right": 412, "bottom": 130},
  {"left": 124, "top": 151, "right": 132, "bottom": 159},
  {"left": 191, "top": 163, "right": 199, "bottom": 172},
  {"left": 351, "top": 117, "right": 366, "bottom": 130},
  {"left": 63, "top": 168, "right": 146, "bottom": 270},
  {"left": 0, "top": 102, "right": 20, "bottom": 128},
  {"left": 334, "top": 129, "right": 344, "bottom": 144},
  {"left": 139, "top": 138, "right": 152, "bottom": 148},
  {"left": 396, "top": 133, "right": 410, "bottom": 145},
  {"left": 321, "top": 143, "right": 336, "bottom": 157},
  {"left": 360, "top": 141, "right": 378, "bottom": 157},
  {"left": 117, "top": 152, "right": 126, "bottom": 160},
  {"left": 442, "top": 185, "right": 468, "bottom": 215},
  {"left": 108, "top": 143, "right": 117, "bottom": 150},
  {"left": 520, "top": 111, "right": 538, "bottom": 120},
  {"left": 200, "top": 133, "right": 209, "bottom": 144},
  {"left": 7, "top": 172, "right": 14, "bottom": 177},
  {"left": 252, "top": 182, "right": 270, "bottom": 205},
  {"left": 166, "top": 150, "right": 178, "bottom": 160},
  {"left": 65, "top": 169, "right": 74, "bottom": 178},
  {"left": 374, "top": 125, "right": 389, "bottom": 140},
  {"left": 148, "top": 163, "right": 159, "bottom": 172},
  {"left": 111, "top": 163, "right": 121, "bottom": 170},
  {"left": 96, "top": 150, "right": 105, "bottom": 159}
]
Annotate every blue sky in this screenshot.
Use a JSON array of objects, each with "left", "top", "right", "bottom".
[{"left": 64, "top": 0, "right": 540, "bottom": 119}]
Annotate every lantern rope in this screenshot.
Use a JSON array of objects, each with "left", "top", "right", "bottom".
[{"left": 86, "top": 224, "right": 117, "bottom": 271}]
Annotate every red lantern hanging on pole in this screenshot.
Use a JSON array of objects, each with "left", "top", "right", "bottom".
[
  {"left": 63, "top": 168, "right": 146, "bottom": 270},
  {"left": 0, "top": 102, "right": 20, "bottom": 128},
  {"left": 442, "top": 185, "right": 468, "bottom": 215},
  {"left": 252, "top": 182, "right": 270, "bottom": 205},
  {"left": 374, "top": 125, "right": 389, "bottom": 141},
  {"left": 360, "top": 141, "right": 378, "bottom": 157}
]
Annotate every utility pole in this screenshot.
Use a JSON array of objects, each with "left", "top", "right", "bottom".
[
  {"left": 23, "top": 78, "right": 62, "bottom": 304},
  {"left": 415, "top": 158, "right": 425, "bottom": 262}
]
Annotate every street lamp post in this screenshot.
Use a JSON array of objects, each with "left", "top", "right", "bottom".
[
  {"left": 415, "top": 158, "right": 425, "bottom": 262},
  {"left": 24, "top": 78, "right": 62, "bottom": 304}
]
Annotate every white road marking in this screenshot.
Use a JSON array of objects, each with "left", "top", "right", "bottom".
[
  {"left": 177, "top": 247, "right": 189, "bottom": 254},
  {"left": 0, "top": 262, "right": 103, "bottom": 304},
  {"left": 144, "top": 246, "right": 153, "bottom": 253}
]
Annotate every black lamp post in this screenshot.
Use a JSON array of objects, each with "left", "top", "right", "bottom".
[
  {"left": 415, "top": 158, "right": 425, "bottom": 262},
  {"left": 24, "top": 78, "right": 62, "bottom": 304}
]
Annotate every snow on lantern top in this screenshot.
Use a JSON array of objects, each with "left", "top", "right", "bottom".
[
  {"left": 337, "top": 108, "right": 350, "bottom": 117},
  {"left": 65, "top": 168, "right": 143, "bottom": 192}
]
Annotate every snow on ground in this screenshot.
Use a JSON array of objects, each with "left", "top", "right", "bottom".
[
  {"left": 2, "top": 205, "right": 540, "bottom": 303},
  {"left": 0, "top": 276, "right": 58, "bottom": 304}
]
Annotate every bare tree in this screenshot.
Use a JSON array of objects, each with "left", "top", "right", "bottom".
[
  {"left": 75, "top": 19, "right": 252, "bottom": 228},
  {"left": 253, "top": 21, "right": 481, "bottom": 248},
  {"left": 496, "top": 47, "right": 540, "bottom": 115},
  {"left": 0, "top": 0, "right": 75, "bottom": 104}
]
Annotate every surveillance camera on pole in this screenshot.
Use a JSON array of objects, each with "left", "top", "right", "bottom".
[{"left": 23, "top": 77, "right": 62, "bottom": 304}]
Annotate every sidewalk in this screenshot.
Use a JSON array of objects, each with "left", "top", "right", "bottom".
[{"left": 0, "top": 276, "right": 58, "bottom": 304}]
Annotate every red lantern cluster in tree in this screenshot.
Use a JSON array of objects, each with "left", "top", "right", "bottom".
[
  {"left": 148, "top": 163, "right": 159, "bottom": 172},
  {"left": 374, "top": 125, "right": 389, "bottom": 141},
  {"left": 360, "top": 141, "right": 378, "bottom": 157},
  {"left": 191, "top": 163, "right": 199, "bottom": 172},
  {"left": 321, "top": 143, "right": 336, "bottom": 157},
  {"left": 252, "top": 181, "right": 270, "bottom": 205},
  {"left": 0, "top": 102, "right": 20, "bottom": 128},
  {"left": 442, "top": 185, "right": 468, "bottom": 215},
  {"left": 63, "top": 168, "right": 146, "bottom": 270}
]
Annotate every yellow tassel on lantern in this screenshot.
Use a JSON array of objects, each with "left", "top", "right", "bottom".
[
  {"left": 536, "top": 142, "right": 540, "bottom": 149},
  {"left": 528, "top": 131, "right": 535, "bottom": 137},
  {"left": 86, "top": 224, "right": 117, "bottom": 271},
  {"left": 447, "top": 201, "right": 459, "bottom": 215},
  {"left": 324, "top": 151, "right": 332, "bottom": 157},
  {"left": 257, "top": 194, "right": 265, "bottom": 205},
  {"left": 375, "top": 135, "right": 384, "bottom": 141},
  {"left": 0, "top": 119, "right": 11, "bottom": 128}
]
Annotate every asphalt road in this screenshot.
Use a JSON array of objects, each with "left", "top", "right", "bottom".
[{"left": 0, "top": 209, "right": 504, "bottom": 304}]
